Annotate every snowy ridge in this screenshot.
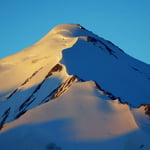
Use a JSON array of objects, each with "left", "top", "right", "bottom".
[
  {"left": 1, "top": 81, "right": 150, "bottom": 150},
  {"left": 0, "top": 63, "right": 78, "bottom": 129},
  {"left": 61, "top": 34, "right": 150, "bottom": 107},
  {"left": 0, "top": 24, "right": 150, "bottom": 150}
]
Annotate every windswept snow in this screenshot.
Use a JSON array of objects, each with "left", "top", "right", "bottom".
[
  {"left": 1, "top": 81, "right": 146, "bottom": 150},
  {"left": 0, "top": 24, "right": 78, "bottom": 99},
  {"left": 1, "top": 23, "right": 149, "bottom": 105},
  {"left": 61, "top": 35, "right": 150, "bottom": 107},
  {"left": 0, "top": 24, "right": 150, "bottom": 150}
]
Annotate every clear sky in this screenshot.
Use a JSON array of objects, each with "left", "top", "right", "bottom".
[{"left": 0, "top": 0, "right": 150, "bottom": 64}]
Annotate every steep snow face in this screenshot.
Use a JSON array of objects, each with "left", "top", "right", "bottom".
[
  {"left": 61, "top": 37, "right": 150, "bottom": 107},
  {"left": 0, "top": 24, "right": 150, "bottom": 150},
  {"left": 0, "top": 64, "right": 78, "bottom": 129},
  {"left": 0, "top": 82, "right": 144, "bottom": 150},
  {"left": 1, "top": 82, "right": 138, "bottom": 135},
  {"left": 0, "top": 24, "right": 81, "bottom": 99},
  {"left": 0, "top": 24, "right": 94, "bottom": 99},
  {"left": 0, "top": 23, "right": 150, "bottom": 124},
  {"left": 0, "top": 24, "right": 99, "bottom": 99}
]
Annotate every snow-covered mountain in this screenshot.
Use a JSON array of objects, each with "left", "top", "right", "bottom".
[{"left": 0, "top": 24, "right": 150, "bottom": 150}]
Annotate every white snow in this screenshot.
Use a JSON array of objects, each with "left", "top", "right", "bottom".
[
  {"left": 1, "top": 81, "right": 147, "bottom": 150},
  {"left": 0, "top": 24, "right": 78, "bottom": 99},
  {"left": 0, "top": 23, "right": 150, "bottom": 150},
  {"left": 61, "top": 37, "right": 150, "bottom": 106}
]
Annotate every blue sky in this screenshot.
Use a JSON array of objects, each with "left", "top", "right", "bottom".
[{"left": 0, "top": 0, "right": 150, "bottom": 64}]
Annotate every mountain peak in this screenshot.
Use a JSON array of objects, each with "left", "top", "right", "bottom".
[
  {"left": 37, "top": 23, "right": 97, "bottom": 43},
  {"left": 0, "top": 23, "right": 150, "bottom": 150},
  {"left": 51, "top": 23, "right": 87, "bottom": 35},
  {"left": 50, "top": 23, "right": 86, "bottom": 36}
]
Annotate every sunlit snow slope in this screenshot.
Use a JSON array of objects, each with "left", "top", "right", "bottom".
[{"left": 0, "top": 24, "right": 150, "bottom": 150}]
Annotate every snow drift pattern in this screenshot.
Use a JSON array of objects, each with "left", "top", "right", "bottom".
[{"left": 0, "top": 24, "right": 150, "bottom": 150}]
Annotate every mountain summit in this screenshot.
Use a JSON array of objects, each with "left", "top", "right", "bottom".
[{"left": 0, "top": 24, "right": 150, "bottom": 150}]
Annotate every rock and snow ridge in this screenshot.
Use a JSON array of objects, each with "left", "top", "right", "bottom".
[{"left": 0, "top": 24, "right": 150, "bottom": 150}]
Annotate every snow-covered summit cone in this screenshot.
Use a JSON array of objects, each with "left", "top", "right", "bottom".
[
  {"left": 0, "top": 24, "right": 92, "bottom": 98},
  {"left": 39, "top": 23, "right": 150, "bottom": 106},
  {"left": 0, "top": 23, "right": 150, "bottom": 150},
  {"left": 38, "top": 23, "right": 150, "bottom": 107},
  {"left": 54, "top": 24, "right": 150, "bottom": 107},
  {"left": 0, "top": 24, "right": 79, "bottom": 98},
  {"left": 0, "top": 23, "right": 150, "bottom": 117}
]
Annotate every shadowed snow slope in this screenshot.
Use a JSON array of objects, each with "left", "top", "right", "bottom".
[
  {"left": 61, "top": 33, "right": 150, "bottom": 107},
  {"left": 0, "top": 24, "right": 150, "bottom": 150},
  {"left": 0, "top": 82, "right": 150, "bottom": 150}
]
